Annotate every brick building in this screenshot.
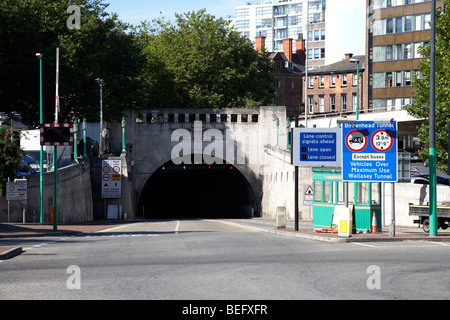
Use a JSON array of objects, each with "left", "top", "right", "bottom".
[
  {"left": 303, "top": 53, "right": 366, "bottom": 116},
  {"left": 256, "top": 34, "right": 306, "bottom": 117}
]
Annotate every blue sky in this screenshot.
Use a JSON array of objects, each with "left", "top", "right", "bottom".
[
  {"left": 105, "top": 0, "right": 365, "bottom": 60},
  {"left": 105, "top": 0, "right": 243, "bottom": 25}
]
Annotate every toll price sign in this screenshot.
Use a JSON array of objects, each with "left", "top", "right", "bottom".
[
  {"left": 102, "top": 159, "right": 122, "bottom": 198},
  {"left": 342, "top": 120, "right": 397, "bottom": 182},
  {"left": 292, "top": 128, "right": 341, "bottom": 167}
]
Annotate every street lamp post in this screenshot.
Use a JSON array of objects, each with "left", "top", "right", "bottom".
[
  {"left": 429, "top": 0, "right": 438, "bottom": 236},
  {"left": 121, "top": 116, "right": 126, "bottom": 153},
  {"left": 83, "top": 118, "right": 87, "bottom": 157},
  {"left": 95, "top": 78, "right": 105, "bottom": 155},
  {"left": 350, "top": 58, "right": 360, "bottom": 120},
  {"left": 73, "top": 120, "right": 79, "bottom": 163},
  {"left": 36, "top": 53, "right": 44, "bottom": 224}
]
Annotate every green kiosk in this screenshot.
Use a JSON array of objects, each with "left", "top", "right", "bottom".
[{"left": 312, "top": 168, "right": 382, "bottom": 233}]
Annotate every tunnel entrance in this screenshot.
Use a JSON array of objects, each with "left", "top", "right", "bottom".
[{"left": 139, "top": 160, "right": 257, "bottom": 219}]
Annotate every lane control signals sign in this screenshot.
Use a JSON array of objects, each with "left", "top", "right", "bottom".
[
  {"left": 292, "top": 128, "right": 341, "bottom": 167},
  {"left": 342, "top": 120, "right": 397, "bottom": 182}
]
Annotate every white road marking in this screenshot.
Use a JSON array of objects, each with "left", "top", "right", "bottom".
[
  {"left": 351, "top": 242, "right": 377, "bottom": 248},
  {"left": 429, "top": 241, "right": 450, "bottom": 247}
]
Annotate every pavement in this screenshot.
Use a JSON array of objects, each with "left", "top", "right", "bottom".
[{"left": 1, "top": 219, "right": 450, "bottom": 260}]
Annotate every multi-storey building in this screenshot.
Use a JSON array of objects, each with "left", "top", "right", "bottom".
[
  {"left": 303, "top": 53, "right": 365, "bottom": 115},
  {"left": 366, "top": 0, "right": 444, "bottom": 112},
  {"left": 256, "top": 35, "right": 305, "bottom": 116},
  {"left": 234, "top": 0, "right": 326, "bottom": 67}
]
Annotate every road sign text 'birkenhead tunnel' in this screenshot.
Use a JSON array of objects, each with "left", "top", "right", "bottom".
[{"left": 342, "top": 120, "right": 398, "bottom": 182}]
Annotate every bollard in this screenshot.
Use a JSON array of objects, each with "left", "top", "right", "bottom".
[{"left": 276, "top": 206, "right": 286, "bottom": 229}]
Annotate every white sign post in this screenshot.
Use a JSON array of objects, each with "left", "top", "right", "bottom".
[
  {"left": 101, "top": 159, "right": 122, "bottom": 199},
  {"left": 6, "top": 179, "right": 28, "bottom": 223}
]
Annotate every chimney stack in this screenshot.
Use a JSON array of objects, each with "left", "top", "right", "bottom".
[
  {"left": 344, "top": 53, "right": 353, "bottom": 60},
  {"left": 283, "top": 38, "right": 293, "bottom": 61},
  {"left": 255, "top": 32, "right": 266, "bottom": 53},
  {"left": 296, "top": 33, "right": 306, "bottom": 62}
]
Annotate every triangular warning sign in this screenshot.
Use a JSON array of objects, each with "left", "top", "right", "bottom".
[{"left": 305, "top": 186, "right": 313, "bottom": 195}]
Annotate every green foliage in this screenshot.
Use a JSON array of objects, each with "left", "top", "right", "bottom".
[
  {"left": 407, "top": 0, "right": 450, "bottom": 172},
  {"left": 0, "top": 128, "right": 25, "bottom": 196},
  {"left": 1, "top": 2, "right": 275, "bottom": 126},
  {"left": 0, "top": 0, "right": 144, "bottom": 125},
  {"left": 136, "top": 10, "right": 275, "bottom": 109}
]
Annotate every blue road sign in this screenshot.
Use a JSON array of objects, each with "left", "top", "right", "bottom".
[
  {"left": 292, "top": 128, "right": 341, "bottom": 167},
  {"left": 342, "top": 120, "right": 397, "bottom": 182}
]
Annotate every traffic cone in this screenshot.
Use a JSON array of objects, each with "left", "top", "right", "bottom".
[
  {"left": 331, "top": 224, "right": 338, "bottom": 233},
  {"left": 371, "top": 212, "right": 378, "bottom": 233}
]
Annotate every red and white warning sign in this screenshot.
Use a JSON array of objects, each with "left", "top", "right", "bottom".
[
  {"left": 345, "top": 129, "right": 367, "bottom": 152},
  {"left": 303, "top": 185, "right": 314, "bottom": 206}
]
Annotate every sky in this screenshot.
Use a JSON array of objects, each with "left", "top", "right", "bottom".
[
  {"left": 105, "top": 0, "right": 366, "bottom": 61},
  {"left": 105, "top": 0, "right": 243, "bottom": 25}
]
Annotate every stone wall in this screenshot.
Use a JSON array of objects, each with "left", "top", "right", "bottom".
[{"left": 0, "top": 161, "right": 93, "bottom": 224}]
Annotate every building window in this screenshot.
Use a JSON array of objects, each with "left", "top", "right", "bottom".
[
  {"left": 319, "top": 75, "right": 324, "bottom": 88},
  {"left": 386, "top": 18, "right": 394, "bottom": 34},
  {"left": 319, "top": 95, "right": 324, "bottom": 112},
  {"left": 330, "top": 95, "right": 336, "bottom": 112},
  {"left": 386, "top": 45, "right": 393, "bottom": 61},
  {"left": 395, "top": 17, "right": 403, "bottom": 33},
  {"left": 314, "top": 30, "right": 319, "bottom": 41},
  {"left": 274, "top": 79, "right": 283, "bottom": 88},
  {"left": 341, "top": 94, "right": 347, "bottom": 111},
  {"left": 330, "top": 74, "right": 336, "bottom": 87},
  {"left": 404, "top": 16, "right": 412, "bottom": 32},
  {"left": 309, "top": 76, "right": 314, "bottom": 88},
  {"left": 314, "top": 48, "right": 320, "bottom": 59},
  {"left": 353, "top": 73, "right": 358, "bottom": 86},
  {"left": 404, "top": 71, "right": 412, "bottom": 85},
  {"left": 308, "top": 96, "right": 314, "bottom": 113},
  {"left": 320, "top": 48, "right": 325, "bottom": 59},
  {"left": 395, "top": 71, "right": 403, "bottom": 87},
  {"left": 373, "top": 70, "right": 417, "bottom": 88},
  {"left": 341, "top": 74, "right": 347, "bottom": 87},
  {"left": 290, "top": 79, "right": 296, "bottom": 89},
  {"left": 321, "top": 29, "right": 325, "bottom": 40}
]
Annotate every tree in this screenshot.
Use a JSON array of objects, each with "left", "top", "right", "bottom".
[
  {"left": 407, "top": 0, "right": 449, "bottom": 172},
  {"left": 136, "top": 10, "right": 275, "bottom": 109},
  {"left": 0, "top": 128, "right": 24, "bottom": 196},
  {"left": 0, "top": 0, "right": 145, "bottom": 125}
]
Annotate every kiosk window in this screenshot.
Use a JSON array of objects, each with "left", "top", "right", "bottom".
[
  {"left": 372, "top": 183, "right": 381, "bottom": 204},
  {"left": 314, "top": 181, "right": 322, "bottom": 202},
  {"left": 323, "top": 181, "right": 331, "bottom": 203},
  {"left": 357, "top": 183, "right": 369, "bottom": 205},
  {"left": 337, "top": 182, "right": 344, "bottom": 203}
]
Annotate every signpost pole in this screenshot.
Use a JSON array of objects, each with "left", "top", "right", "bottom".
[
  {"left": 53, "top": 145, "right": 58, "bottom": 231},
  {"left": 429, "top": 0, "right": 438, "bottom": 236},
  {"left": 294, "top": 116, "right": 299, "bottom": 231}
]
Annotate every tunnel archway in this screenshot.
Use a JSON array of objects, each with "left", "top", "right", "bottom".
[{"left": 138, "top": 159, "right": 257, "bottom": 219}]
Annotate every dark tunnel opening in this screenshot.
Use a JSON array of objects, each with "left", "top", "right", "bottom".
[{"left": 138, "top": 160, "right": 257, "bottom": 219}]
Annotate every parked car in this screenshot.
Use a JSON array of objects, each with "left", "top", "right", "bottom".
[
  {"left": 410, "top": 174, "right": 450, "bottom": 186},
  {"left": 17, "top": 155, "right": 40, "bottom": 176},
  {"left": 410, "top": 166, "right": 424, "bottom": 176}
]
